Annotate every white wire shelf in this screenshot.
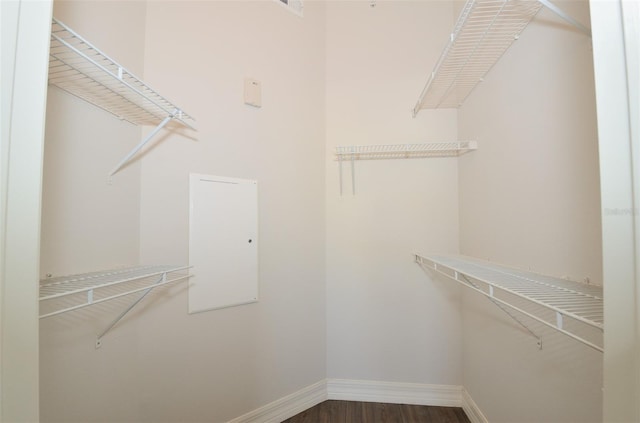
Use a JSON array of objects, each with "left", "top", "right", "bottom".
[
  {"left": 49, "top": 18, "right": 194, "bottom": 128},
  {"left": 335, "top": 141, "right": 478, "bottom": 160},
  {"left": 49, "top": 18, "right": 196, "bottom": 178},
  {"left": 335, "top": 142, "right": 477, "bottom": 196},
  {"left": 413, "top": 0, "right": 543, "bottom": 113},
  {"left": 39, "top": 265, "right": 191, "bottom": 319},
  {"left": 415, "top": 254, "right": 603, "bottom": 352},
  {"left": 40, "top": 265, "right": 192, "bottom": 348},
  {"left": 412, "top": 0, "right": 591, "bottom": 114}
]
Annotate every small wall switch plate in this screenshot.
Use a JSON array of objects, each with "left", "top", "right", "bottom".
[{"left": 244, "top": 78, "right": 262, "bottom": 108}]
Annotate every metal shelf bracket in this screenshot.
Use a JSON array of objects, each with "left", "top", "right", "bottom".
[
  {"left": 108, "top": 108, "right": 180, "bottom": 179},
  {"left": 537, "top": 0, "right": 591, "bottom": 37},
  {"left": 95, "top": 272, "right": 167, "bottom": 348},
  {"left": 460, "top": 273, "right": 543, "bottom": 349}
]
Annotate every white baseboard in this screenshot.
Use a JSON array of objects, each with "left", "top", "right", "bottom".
[
  {"left": 326, "top": 378, "right": 463, "bottom": 407},
  {"left": 228, "top": 379, "right": 487, "bottom": 423},
  {"left": 461, "top": 388, "right": 489, "bottom": 423},
  {"left": 226, "top": 380, "right": 327, "bottom": 423}
]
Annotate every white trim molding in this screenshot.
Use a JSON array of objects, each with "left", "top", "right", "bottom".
[
  {"left": 461, "top": 388, "right": 489, "bottom": 423},
  {"left": 591, "top": 1, "right": 640, "bottom": 421},
  {"left": 1, "top": 0, "right": 53, "bottom": 421},
  {"left": 227, "top": 380, "right": 326, "bottom": 423},
  {"left": 327, "top": 379, "right": 462, "bottom": 407},
  {"left": 228, "top": 379, "right": 487, "bottom": 422}
]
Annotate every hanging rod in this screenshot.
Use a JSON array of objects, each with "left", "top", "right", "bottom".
[{"left": 48, "top": 18, "right": 196, "bottom": 178}]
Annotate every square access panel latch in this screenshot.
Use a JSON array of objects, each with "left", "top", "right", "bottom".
[{"left": 244, "top": 78, "right": 261, "bottom": 108}]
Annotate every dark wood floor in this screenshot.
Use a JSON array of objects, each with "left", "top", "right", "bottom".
[{"left": 281, "top": 400, "right": 471, "bottom": 423}]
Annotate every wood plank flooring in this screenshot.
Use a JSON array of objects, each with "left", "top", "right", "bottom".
[{"left": 281, "top": 400, "right": 471, "bottom": 423}]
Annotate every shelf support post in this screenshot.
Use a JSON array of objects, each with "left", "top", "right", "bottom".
[{"left": 95, "top": 272, "right": 167, "bottom": 348}]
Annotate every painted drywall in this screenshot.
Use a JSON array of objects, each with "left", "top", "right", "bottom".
[
  {"left": 325, "top": 1, "right": 463, "bottom": 386},
  {"left": 1, "top": 0, "right": 52, "bottom": 420},
  {"left": 40, "top": 0, "right": 145, "bottom": 277},
  {"left": 136, "top": 1, "right": 327, "bottom": 422},
  {"left": 457, "top": 1, "right": 603, "bottom": 422}
]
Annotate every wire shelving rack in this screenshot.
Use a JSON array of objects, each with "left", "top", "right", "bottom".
[
  {"left": 335, "top": 142, "right": 477, "bottom": 196},
  {"left": 40, "top": 265, "right": 192, "bottom": 347},
  {"left": 415, "top": 254, "right": 603, "bottom": 352},
  {"left": 413, "top": 0, "right": 543, "bottom": 113},
  {"left": 412, "top": 0, "right": 591, "bottom": 115},
  {"left": 335, "top": 141, "right": 477, "bottom": 160},
  {"left": 48, "top": 18, "right": 196, "bottom": 177}
]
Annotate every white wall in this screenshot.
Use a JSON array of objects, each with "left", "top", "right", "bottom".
[
  {"left": 128, "top": 2, "right": 327, "bottom": 421},
  {"left": 325, "top": 0, "right": 463, "bottom": 385},
  {"left": 457, "top": 1, "right": 603, "bottom": 422},
  {"left": 133, "top": 2, "right": 326, "bottom": 421},
  {"left": 40, "top": 0, "right": 145, "bottom": 277}
]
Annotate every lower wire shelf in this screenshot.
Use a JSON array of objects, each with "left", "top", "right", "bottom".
[
  {"left": 40, "top": 265, "right": 192, "bottom": 347},
  {"left": 415, "top": 254, "right": 603, "bottom": 352}
]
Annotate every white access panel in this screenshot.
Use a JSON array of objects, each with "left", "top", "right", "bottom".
[{"left": 189, "top": 174, "right": 258, "bottom": 313}]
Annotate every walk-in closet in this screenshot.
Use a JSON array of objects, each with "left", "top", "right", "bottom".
[{"left": 2, "top": 0, "right": 638, "bottom": 422}]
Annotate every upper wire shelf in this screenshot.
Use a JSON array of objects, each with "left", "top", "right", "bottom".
[
  {"left": 48, "top": 18, "right": 195, "bottom": 129},
  {"left": 335, "top": 142, "right": 477, "bottom": 196},
  {"left": 416, "top": 254, "right": 603, "bottom": 352},
  {"left": 413, "top": 0, "right": 543, "bottom": 113},
  {"left": 412, "top": 0, "right": 591, "bottom": 115}
]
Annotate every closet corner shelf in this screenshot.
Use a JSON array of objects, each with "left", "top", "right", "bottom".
[
  {"left": 39, "top": 265, "right": 192, "bottom": 346},
  {"left": 415, "top": 254, "right": 603, "bottom": 352},
  {"left": 412, "top": 0, "right": 591, "bottom": 115},
  {"left": 49, "top": 17, "right": 196, "bottom": 177},
  {"left": 335, "top": 141, "right": 477, "bottom": 160},
  {"left": 335, "top": 142, "right": 477, "bottom": 196}
]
